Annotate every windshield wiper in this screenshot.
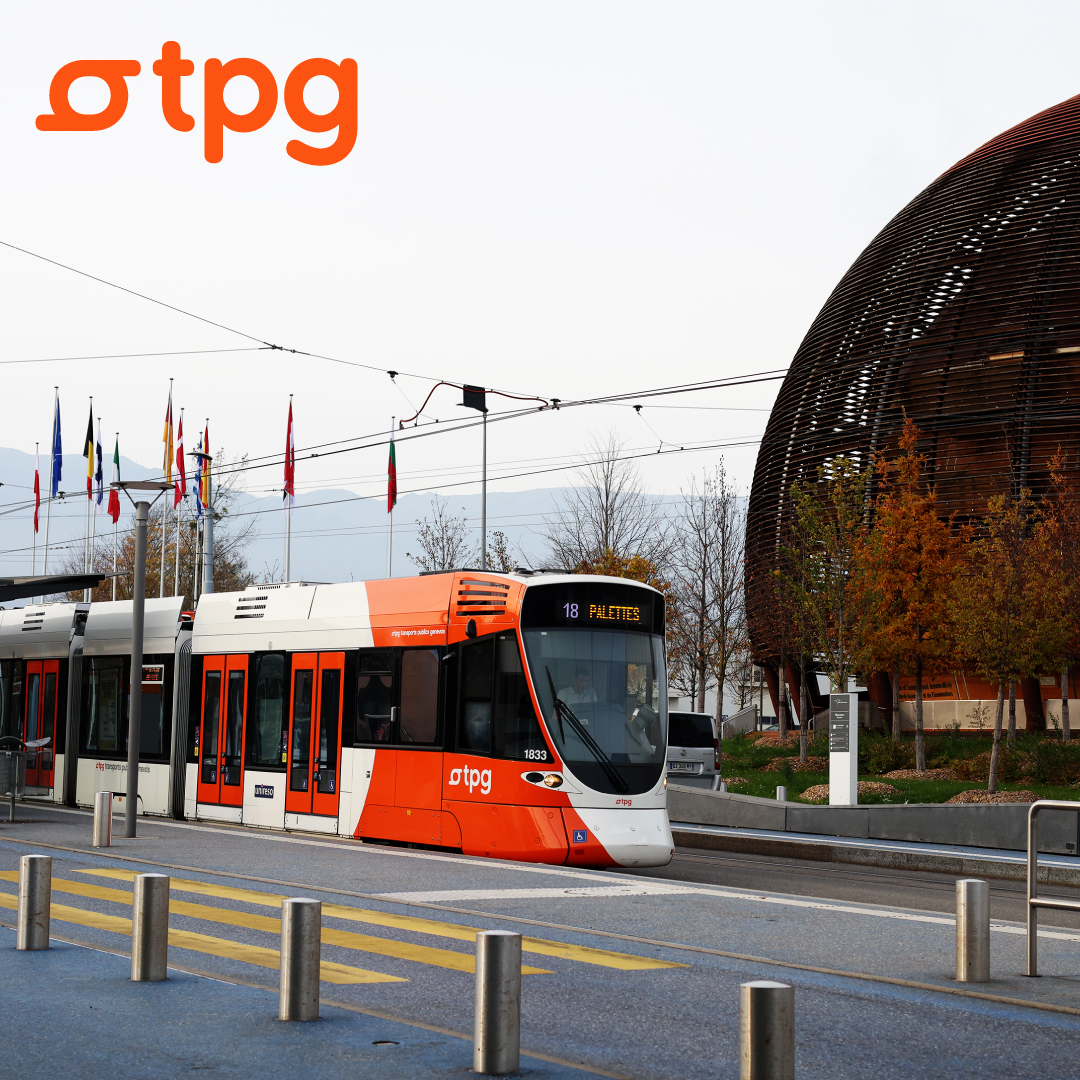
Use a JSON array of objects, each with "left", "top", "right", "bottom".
[{"left": 545, "top": 667, "right": 628, "bottom": 793}]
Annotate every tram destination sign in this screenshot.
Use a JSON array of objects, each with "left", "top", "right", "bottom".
[{"left": 521, "top": 581, "right": 664, "bottom": 633}]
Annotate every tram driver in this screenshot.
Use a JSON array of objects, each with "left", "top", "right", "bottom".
[{"left": 558, "top": 667, "right": 598, "bottom": 705}]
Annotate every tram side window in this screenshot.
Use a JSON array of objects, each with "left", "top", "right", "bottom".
[
  {"left": 355, "top": 651, "right": 393, "bottom": 744},
  {"left": 249, "top": 654, "right": 287, "bottom": 768},
  {"left": 400, "top": 648, "right": 439, "bottom": 745},
  {"left": 81, "top": 657, "right": 124, "bottom": 754},
  {"left": 0, "top": 660, "right": 21, "bottom": 740},
  {"left": 458, "top": 635, "right": 549, "bottom": 761}
]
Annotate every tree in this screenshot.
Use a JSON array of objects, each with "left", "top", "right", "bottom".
[
  {"left": 1043, "top": 451, "right": 1080, "bottom": 742},
  {"left": 783, "top": 456, "right": 874, "bottom": 694},
  {"left": 406, "top": 498, "right": 478, "bottom": 572},
  {"left": 953, "top": 491, "right": 1066, "bottom": 792},
  {"left": 543, "top": 431, "right": 669, "bottom": 570},
  {"left": 852, "top": 419, "right": 966, "bottom": 769},
  {"left": 62, "top": 451, "right": 258, "bottom": 603},
  {"left": 488, "top": 530, "right": 515, "bottom": 573},
  {"left": 667, "top": 463, "right": 744, "bottom": 715}
]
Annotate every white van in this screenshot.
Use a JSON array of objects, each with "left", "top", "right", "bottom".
[{"left": 666, "top": 711, "right": 720, "bottom": 784}]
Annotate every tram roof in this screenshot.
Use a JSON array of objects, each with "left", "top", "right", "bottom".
[
  {"left": 82, "top": 597, "right": 188, "bottom": 658},
  {"left": 189, "top": 573, "right": 663, "bottom": 656},
  {"left": 0, "top": 602, "right": 86, "bottom": 660}
]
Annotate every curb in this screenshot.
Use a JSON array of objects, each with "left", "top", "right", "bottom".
[{"left": 670, "top": 826, "right": 1080, "bottom": 887}]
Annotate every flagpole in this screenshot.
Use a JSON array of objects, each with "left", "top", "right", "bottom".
[
  {"left": 32, "top": 442, "right": 38, "bottom": 579},
  {"left": 112, "top": 432, "right": 119, "bottom": 602},
  {"left": 42, "top": 387, "right": 58, "bottom": 582},
  {"left": 387, "top": 417, "right": 395, "bottom": 578},
  {"left": 84, "top": 396, "right": 93, "bottom": 601},
  {"left": 161, "top": 378, "right": 173, "bottom": 598},
  {"left": 285, "top": 394, "right": 293, "bottom": 584}
]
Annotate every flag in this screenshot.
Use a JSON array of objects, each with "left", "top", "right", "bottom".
[
  {"left": 83, "top": 403, "right": 94, "bottom": 498},
  {"left": 107, "top": 437, "right": 121, "bottom": 524},
  {"left": 200, "top": 423, "right": 211, "bottom": 509},
  {"left": 162, "top": 386, "right": 174, "bottom": 485},
  {"left": 50, "top": 392, "right": 62, "bottom": 499},
  {"left": 387, "top": 428, "right": 397, "bottom": 513},
  {"left": 94, "top": 419, "right": 105, "bottom": 514},
  {"left": 283, "top": 400, "right": 295, "bottom": 511},
  {"left": 33, "top": 448, "right": 40, "bottom": 533},
  {"left": 174, "top": 412, "right": 186, "bottom": 507}
]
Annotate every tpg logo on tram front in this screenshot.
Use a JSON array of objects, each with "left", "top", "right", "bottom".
[{"left": 448, "top": 767, "right": 492, "bottom": 795}]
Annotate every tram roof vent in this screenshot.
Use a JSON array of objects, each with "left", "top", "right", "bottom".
[
  {"left": 21, "top": 610, "right": 45, "bottom": 632},
  {"left": 234, "top": 595, "right": 269, "bottom": 620},
  {"left": 455, "top": 578, "right": 510, "bottom": 617}
]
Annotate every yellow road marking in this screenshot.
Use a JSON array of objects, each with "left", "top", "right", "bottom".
[
  {"left": 0, "top": 890, "right": 400, "bottom": 984},
  {"left": 0, "top": 872, "right": 549, "bottom": 974},
  {"left": 75, "top": 867, "right": 683, "bottom": 970}
]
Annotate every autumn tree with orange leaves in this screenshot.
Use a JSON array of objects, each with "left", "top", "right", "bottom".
[
  {"left": 1043, "top": 451, "right": 1080, "bottom": 743},
  {"left": 852, "top": 420, "right": 966, "bottom": 770}
]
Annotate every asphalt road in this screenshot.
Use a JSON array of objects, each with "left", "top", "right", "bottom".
[
  {"left": 2, "top": 804, "right": 1080, "bottom": 1080},
  {"left": 630, "top": 844, "right": 1080, "bottom": 930}
]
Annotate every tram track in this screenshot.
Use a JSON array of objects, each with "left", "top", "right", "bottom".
[{"left": 665, "top": 847, "right": 1080, "bottom": 898}]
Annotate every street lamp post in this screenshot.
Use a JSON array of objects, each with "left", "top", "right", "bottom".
[
  {"left": 461, "top": 386, "right": 488, "bottom": 569},
  {"left": 114, "top": 480, "right": 172, "bottom": 838}
]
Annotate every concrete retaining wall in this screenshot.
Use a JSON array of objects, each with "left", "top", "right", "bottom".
[{"left": 667, "top": 784, "right": 1080, "bottom": 855}]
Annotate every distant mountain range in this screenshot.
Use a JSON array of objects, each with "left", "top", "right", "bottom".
[{"left": 0, "top": 446, "right": 568, "bottom": 584}]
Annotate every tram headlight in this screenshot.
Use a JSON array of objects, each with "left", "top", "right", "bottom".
[{"left": 543, "top": 773, "right": 563, "bottom": 788}]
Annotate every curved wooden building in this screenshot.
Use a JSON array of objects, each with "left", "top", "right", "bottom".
[{"left": 747, "top": 93, "right": 1080, "bottom": 729}]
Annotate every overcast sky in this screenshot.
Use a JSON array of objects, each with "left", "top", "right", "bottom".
[{"left": 3, "top": 0, "right": 1080, "bottom": 551}]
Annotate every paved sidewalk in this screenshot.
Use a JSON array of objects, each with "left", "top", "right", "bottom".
[{"left": 3, "top": 804, "right": 1080, "bottom": 1079}]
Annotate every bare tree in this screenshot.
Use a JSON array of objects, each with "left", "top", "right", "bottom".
[
  {"left": 407, "top": 498, "right": 477, "bottom": 572},
  {"left": 542, "top": 431, "right": 669, "bottom": 569},
  {"left": 61, "top": 450, "right": 258, "bottom": 602},
  {"left": 488, "top": 530, "right": 515, "bottom": 573},
  {"left": 667, "top": 463, "right": 745, "bottom": 714}
]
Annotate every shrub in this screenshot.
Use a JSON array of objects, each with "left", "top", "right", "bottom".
[{"left": 859, "top": 734, "right": 914, "bottom": 775}]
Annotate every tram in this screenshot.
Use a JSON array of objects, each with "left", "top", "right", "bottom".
[{"left": 0, "top": 572, "right": 674, "bottom": 868}]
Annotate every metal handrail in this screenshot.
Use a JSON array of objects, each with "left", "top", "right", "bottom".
[{"left": 1026, "top": 800, "right": 1080, "bottom": 977}]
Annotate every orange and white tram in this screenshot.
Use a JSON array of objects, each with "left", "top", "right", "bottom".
[{"left": 0, "top": 572, "right": 674, "bottom": 868}]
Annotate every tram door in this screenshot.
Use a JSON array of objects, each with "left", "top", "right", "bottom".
[
  {"left": 23, "top": 660, "right": 58, "bottom": 788},
  {"left": 286, "top": 652, "right": 344, "bottom": 817},
  {"left": 196, "top": 655, "right": 248, "bottom": 807}
]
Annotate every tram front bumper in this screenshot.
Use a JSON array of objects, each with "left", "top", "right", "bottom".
[{"left": 565, "top": 807, "right": 674, "bottom": 868}]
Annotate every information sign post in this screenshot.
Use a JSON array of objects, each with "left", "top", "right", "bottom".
[{"left": 829, "top": 692, "right": 859, "bottom": 806}]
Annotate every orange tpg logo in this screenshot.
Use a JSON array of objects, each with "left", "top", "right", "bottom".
[{"left": 36, "top": 42, "right": 357, "bottom": 165}]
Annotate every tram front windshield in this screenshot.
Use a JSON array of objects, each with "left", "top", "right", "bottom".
[{"left": 523, "top": 628, "right": 666, "bottom": 795}]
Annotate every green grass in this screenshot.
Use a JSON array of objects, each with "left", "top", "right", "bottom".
[{"left": 718, "top": 729, "right": 1080, "bottom": 804}]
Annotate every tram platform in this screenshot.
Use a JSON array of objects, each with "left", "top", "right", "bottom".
[{"left": 2, "top": 803, "right": 1080, "bottom": 1079}]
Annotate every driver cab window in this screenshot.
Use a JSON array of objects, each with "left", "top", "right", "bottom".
[{"left": 459, "top": 634, "right": 550, "bottom": 762}]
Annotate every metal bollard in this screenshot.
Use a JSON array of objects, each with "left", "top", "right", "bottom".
[
  {"left": 740, "top": 980, "right": 794, "bottom": 1080},
  {"left": 17, "top": 854, "right": 51, "bottom": 951},
  {"left": 720, "top": 781, "right": 729, "bottom": 793},
  {"left": 93, "top": 790, "right": 113, "bottom": 848},
  {"left": 776, "top": 786, "right": 787, "bottom": 802},
  {"left": 955, "top": 878, "right": 990, "bottom": 983},
  {"left": 279, "top": 898, "right": 321, "bottom": 1021},
  {"left": 473, "top": 931, "right": 521, "bottom": 1075},
  {"left": 131, "top": 874, "right": 170, "bottom": 982}
]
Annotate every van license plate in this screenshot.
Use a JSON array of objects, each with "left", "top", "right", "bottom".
[{"left": 668, "top": 762, "right": 696, "bottom": 772}]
